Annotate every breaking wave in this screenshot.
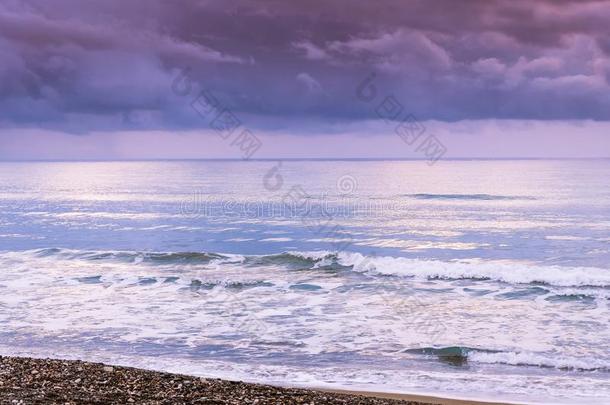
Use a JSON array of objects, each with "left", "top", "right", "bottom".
[
  {"left": 406, "top": 346, "right": 610, "bottom": 372},
  {"left": 332, "top": 252, "right": 610, "bottom": 288},
  {"left": 7, "top": 248, "right": 610, "bottom": 288}
]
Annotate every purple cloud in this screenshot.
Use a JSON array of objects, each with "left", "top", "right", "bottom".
[{"left": 0, "top": 0, "right": 610, "bottom": 134}]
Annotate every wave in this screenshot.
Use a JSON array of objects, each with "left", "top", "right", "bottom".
[
  {"left": 187, "top": 279, "right": 274, "bottom": 291},
  {"left": 469, "top": 351, "right": 610, "bottom": 372},
  {"left": 247, "top": 252, "right": 351, "bottom": 271},
  {"left": 242, "top": 252, "right": 330, "bottom": 269},
  {"left": 407, "top": 346, "right": 610, "bottom": 372},
  {"left": 71, "top": 273, "right": 275, "bottom": 292},
  {"left": 405, "top": 193, "right": 536, "bottom": 201},
  {"left": 9, "top": 248, "right": 610, "bottom": 288},
  {"left": 404, "top": 346, "right": 497, "bottom": 366},
  {"left": 32, "top": 248, "right": 226, "bottom": 264},
  {"left": 331, "top": 252, "right": 610, "bottom": 288}
]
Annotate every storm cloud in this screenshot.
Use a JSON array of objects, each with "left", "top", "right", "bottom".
[{"left": 1, "top": 0, "right": 610, "bottom": 133}]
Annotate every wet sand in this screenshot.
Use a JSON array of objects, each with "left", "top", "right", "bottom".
[
  {"left": 318, "top": 388, "right": 520, "bottom": 405},
  {"left": 0, "top": 356, "right": 516, "bottom": 404}
]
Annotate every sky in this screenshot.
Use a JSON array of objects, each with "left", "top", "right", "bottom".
[{"left": 0, "top": 0, "right": 609, "bottom": 159}]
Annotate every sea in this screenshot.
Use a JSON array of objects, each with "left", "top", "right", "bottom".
[{"left": 0, "top": 159, "right": 608, "bottom": 404}]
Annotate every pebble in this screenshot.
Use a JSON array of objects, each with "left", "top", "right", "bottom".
[{"left": 0, "top": 356, "right": 429, "bottom": 405}]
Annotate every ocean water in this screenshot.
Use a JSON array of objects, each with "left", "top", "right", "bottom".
[{"left": 0, "top": 160, "right": 609, "bottom": 404}]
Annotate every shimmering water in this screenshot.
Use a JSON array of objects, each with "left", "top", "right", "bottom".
[{"left": 0, "top": 160, "right": 609, "bottom": 404}]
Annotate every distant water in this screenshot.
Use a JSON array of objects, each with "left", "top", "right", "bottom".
[{"left": 0, "top": 160, "right": 609, "bottom": 404}]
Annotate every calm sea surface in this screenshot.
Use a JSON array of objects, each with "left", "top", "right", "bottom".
[{"left": 0, "top": 160, "right": 608, "bottom": 404}]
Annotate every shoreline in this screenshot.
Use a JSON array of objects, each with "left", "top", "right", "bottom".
[
  {"left": 317, "top": 388, "right": 521, "bottom": 405},
  {"left": 0, "top": 355, "right": 523, "bottom": 405}
]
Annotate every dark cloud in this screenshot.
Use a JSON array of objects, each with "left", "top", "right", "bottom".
[{"left": 1, "top": 0, "right": 610, "bottom": 133}]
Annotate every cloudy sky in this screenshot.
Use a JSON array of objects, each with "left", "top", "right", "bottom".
[{"left": 1, "top": 0, "right": 609, "bottom": 159}]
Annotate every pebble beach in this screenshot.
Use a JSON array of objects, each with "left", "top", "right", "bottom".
[{"left": 0, "top": 357, "right": 436, "bottom": 405}]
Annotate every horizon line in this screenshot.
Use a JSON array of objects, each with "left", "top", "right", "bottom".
[{"left": 1, "top": 157, "right": 609, "bottom": 163}]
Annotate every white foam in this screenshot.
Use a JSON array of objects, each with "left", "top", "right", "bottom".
[
  {"left": 5, "top": 248, "right": 610, "bottom": 288},
  {"left": 469, "top": 351, "right": 610, "bottom": 371},
  {"left": 331, "top": 252, "right": 610, "bottom": 287},
  {"left": 1, "top": 248, "right": 609, "bottom": 404}
]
